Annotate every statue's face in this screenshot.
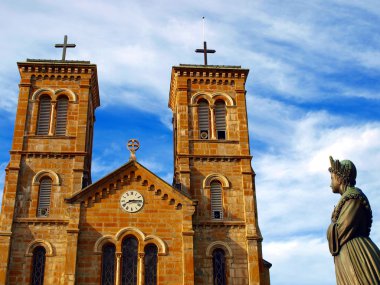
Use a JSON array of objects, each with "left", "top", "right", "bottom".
[{"left": 330, "top": 173, "right": 341, "bottom": 193}]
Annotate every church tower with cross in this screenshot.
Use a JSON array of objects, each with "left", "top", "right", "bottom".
[
  {"left": 170, "top": 41, "right": 271, "bottom": 284},
  {"left": 0, "top": 36, "right": 99, "bottom": 284},
  {"left": 0, "top": 36, "right": 271, "bottom": 284}
]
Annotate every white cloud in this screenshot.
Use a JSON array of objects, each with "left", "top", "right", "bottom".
[
  {"left": 0, "top": 1, "right": 379, "bottom": 284},
  {"left": 251, "top": 97, "right": 380, "bottom": 284},
  {"left": 264, "top": 237, "right": 335, "bottom": 285}
]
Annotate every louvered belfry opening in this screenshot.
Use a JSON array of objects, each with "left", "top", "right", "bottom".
[
  {"left": 198, "top": 100, "right": 210, "bottom": 139},
  {"left": 144, "top": 244, "right": 158, "bottom": 285},
  {"left": 31, "top": 246, "right": 46, "bottom": 285},
  {"left": 121, "top": 236, "right": 138, "bottom": 285},
  {"left": 55, "top": 96, "right": 68, "bottom": 136},
  {"left": 101, "top": 243, "right": 116, "bottom": 285},
  {"left": 213, "top": 248, "right": 227, "bottom": 285},
  {"left": 215, "top": 100, "right": 226, "bottom": 140},
  {"left": 37, "top": 177, "right": 52, "bottom": 217},
  {"left": 36, "top": 95, "right": 52, "bottom": 135},
  {"left": 210, "top": 181, "right": 223, "bottom": 219}
]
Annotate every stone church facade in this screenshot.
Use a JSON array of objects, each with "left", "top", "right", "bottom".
[{"left": 0, "top": 56, "right": 270, "bottom": 284}]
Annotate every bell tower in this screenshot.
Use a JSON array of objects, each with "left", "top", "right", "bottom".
[
  {"left": 0, "top": 54, "right": 99, "bottom": 283},
  {"left": 169, "top": 64, "right": 270, "bottom": 284}
]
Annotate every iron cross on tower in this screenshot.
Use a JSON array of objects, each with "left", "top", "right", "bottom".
[
  {"left": 55, "top": 35, "right": 76, "bottom": 61},
  {"left": 195, "top": 17, "right": 215, "bottom": 65}
]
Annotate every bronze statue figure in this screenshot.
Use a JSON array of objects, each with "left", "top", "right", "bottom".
[{"left": 327, "top": 156, "right": 380, "bottom": 284}]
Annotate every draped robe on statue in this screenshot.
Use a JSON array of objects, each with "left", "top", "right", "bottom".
[{"left": 327, "top": 187, "right": 380, "bottom": 285}]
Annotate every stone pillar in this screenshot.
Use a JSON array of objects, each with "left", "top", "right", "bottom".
[
  {"left": 64, "top": 228, "right": 79, "bottom": 284},
  {"left": 247, "top": 237, "right": 264, "bottom": 285},
  {"left": 210, "top": 105, "right": 215, "bottom": 139},
  {"left": 115, "top": 252, "right": 122, "bottom": 285},
  {"left": 182, "top": 231, "right": 194, "bottom": 285},
  {"left": 0, "top": 232, "right": 12, "bottom": 284},
  {"left": 48, "top": 101, "right": 56, "bottom": 135},
  {"left": 138, "top": 252, "right": 145, "bottom": 285}
]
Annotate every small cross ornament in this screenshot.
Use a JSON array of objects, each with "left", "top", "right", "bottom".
[{"left": 127, "top": 139, "right": 140, "bottom": 161}]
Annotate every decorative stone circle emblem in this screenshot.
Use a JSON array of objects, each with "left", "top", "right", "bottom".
[{"left": 127, "top": 139, "right": 140, "bottom": 161}]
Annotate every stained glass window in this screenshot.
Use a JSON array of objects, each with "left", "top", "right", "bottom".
[
  {"left": 213, "top": 248, "right": 226, "bottom": 285},
  {"left": 144, "top": 244, "right": 158, "bottom": 285},
  {"left": 31, "top": 246, "right": 46, "bottom": 285},
  {"left": 121, "top": 236, "right": 138, "bottom": 285},
  {"left": 101, "top": 243, "right": 115, "bottom": 285}
]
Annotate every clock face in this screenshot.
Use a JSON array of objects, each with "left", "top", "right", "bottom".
[{"left": 120, "top": 190, "right": 144, "bottom": 213}]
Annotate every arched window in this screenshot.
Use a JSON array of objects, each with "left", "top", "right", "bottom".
[
  {"left": 144, "top": 244, "right": 158, "bottom": 285},
  {"left": 198, "top": 100, "right": 210, "bottom": 139},
  {"left": 31, "top": 246, "right": 46, "bottom": 285},
  {"left": 215, "top": 100, "right": 226, "bottom": 140},
  {"left": 210, "top": 181, "right": 223, "bottom": 219},
  {"left": 55, "top": 96, "right": 68, "bottom": 136},
  {"left": 101, "top": 243, "right": 116, "bottom": 285},
  {"left": 213, "top": 248, "right": 226, "bottom": 285},
  {"left": 36, "top": 95, "right": 52, "bottom": 135},
  {"left": 37, "top": 177, "right": 52, "bottom": 217},
  {"left": 121, "top": 236, "right": 138, "bottom": 285}
]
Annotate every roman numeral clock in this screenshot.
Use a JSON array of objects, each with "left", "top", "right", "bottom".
[{"left": 120, "top": 190, "right": 144, "bottom": 213}]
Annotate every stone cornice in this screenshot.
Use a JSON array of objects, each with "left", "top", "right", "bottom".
[
  {"left": 177, "top": 154, "right": 252, "bottom": 161},
  {"left": 14, "top": 218, "right": 70, "bottom": 224},
  {"left": 17, "top": 61, "right": 100, "bottom": 108},
  {"left": 194, "top": 220, "right": 246, "bottom": 229},
  {"left": 10, "top": 150, "right": 88, "bottom": 158},
  {"left": 169, "top": 64, "right": 249, "bottom": 110}
]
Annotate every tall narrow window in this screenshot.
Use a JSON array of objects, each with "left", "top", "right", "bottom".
[
  {"left": 31, "top": 246, "right": 46, "bottom": 285},
  {"left": 101, "top": 243, "right": 116, "bottom": 285},
  {"left": 121, "top": 236, "right": 138, "bottom": 285},
  {"left": 210, "top": 181, "right": 223, "bottom": 219},
  {"left": 213, "top": 249, "right": 226, "bottom": 285},
  {"left": 36, "top": 95, "right": 52, "bottom": 135},
  {"left": 198, "top": 100, "right": 210, "bottom": 139},
  {"left": 144, "top": 244, "right": 158, "bottom": 285},
  {"left": 37, "top": 177, "right": 52, "bottom": 217},
  {"left": 55, "top": 96, "right": 68, "bottom": 136},
  {"left": 215, "top": 100, "right": 226, "bottom": 140}
]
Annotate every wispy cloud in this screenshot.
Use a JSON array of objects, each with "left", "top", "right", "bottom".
[{"left": 0, "top": 1, "right": 379, "bottom": 284}]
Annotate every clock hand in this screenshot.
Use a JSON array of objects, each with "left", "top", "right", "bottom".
[{"left": 126, "top": 200, "right": 143, "bottom": 203}]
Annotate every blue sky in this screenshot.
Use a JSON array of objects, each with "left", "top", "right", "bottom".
[{"left": 0, "top": 0, "right": 379, "bottom": 284}]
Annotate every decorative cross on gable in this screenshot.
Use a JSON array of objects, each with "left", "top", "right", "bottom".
[{"left": 55, "top": 35, "right": 76, "bottom": 61}]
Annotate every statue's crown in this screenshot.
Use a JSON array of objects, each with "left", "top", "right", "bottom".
[{"left": 329, "top": 156, "right": 357, "bottom": 186}]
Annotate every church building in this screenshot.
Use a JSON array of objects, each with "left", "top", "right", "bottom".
[{"left": 0, "top": 39, "right": 271, "bottom": 284}]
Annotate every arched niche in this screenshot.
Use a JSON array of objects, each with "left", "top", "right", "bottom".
[
  {"left": 32, "top": 170, "right": 61, "bottom": 186},
  {"left": 31, "top": 88, "right": 55, "bottom": 101},
  {"left": 203, "top": 173, "right": 230, "bottom": 189},
  {"left": 205, "top": 241, "right": 233, "bottom": 259},
  {"left": 145, "top": 234, "right": 168, "bottom": 256},
  {"left": 25, "top": 239, "right": 54, "bottom": 257}
]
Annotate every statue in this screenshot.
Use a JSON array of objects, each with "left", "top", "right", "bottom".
[{"left": 327, "top": 156, "right": 380, "bottom": 284}]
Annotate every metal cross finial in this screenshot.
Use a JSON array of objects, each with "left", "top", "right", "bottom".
[
  {"left": 195, "top": 41, "right": 216, "bottom": 65},
  {"left": 195, "top": 17, "right": 215, "bottom": 65},
  {"left": 55, "top": 35, "right": 76, "bottom": 61},
  {"left": 127, "top": 139, "right": 140, "bottom": 161}
]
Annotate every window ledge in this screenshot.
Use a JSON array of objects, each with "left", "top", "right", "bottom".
[
  {"left": 194, "top": 220, "right": 246, "bottom": 226},
  {"left": 189, "top": 139, "right": 239, "bottom": 144},
  {"left": 14, "top": 218, "right": 70, "bottom": 224},
  {"left": 26, "top": 135, "right": 76, "bottom": 139}
]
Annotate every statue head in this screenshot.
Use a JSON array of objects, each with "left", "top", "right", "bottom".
[{"left": 328, "top": 156, "right": 357, "bottom": 189}]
